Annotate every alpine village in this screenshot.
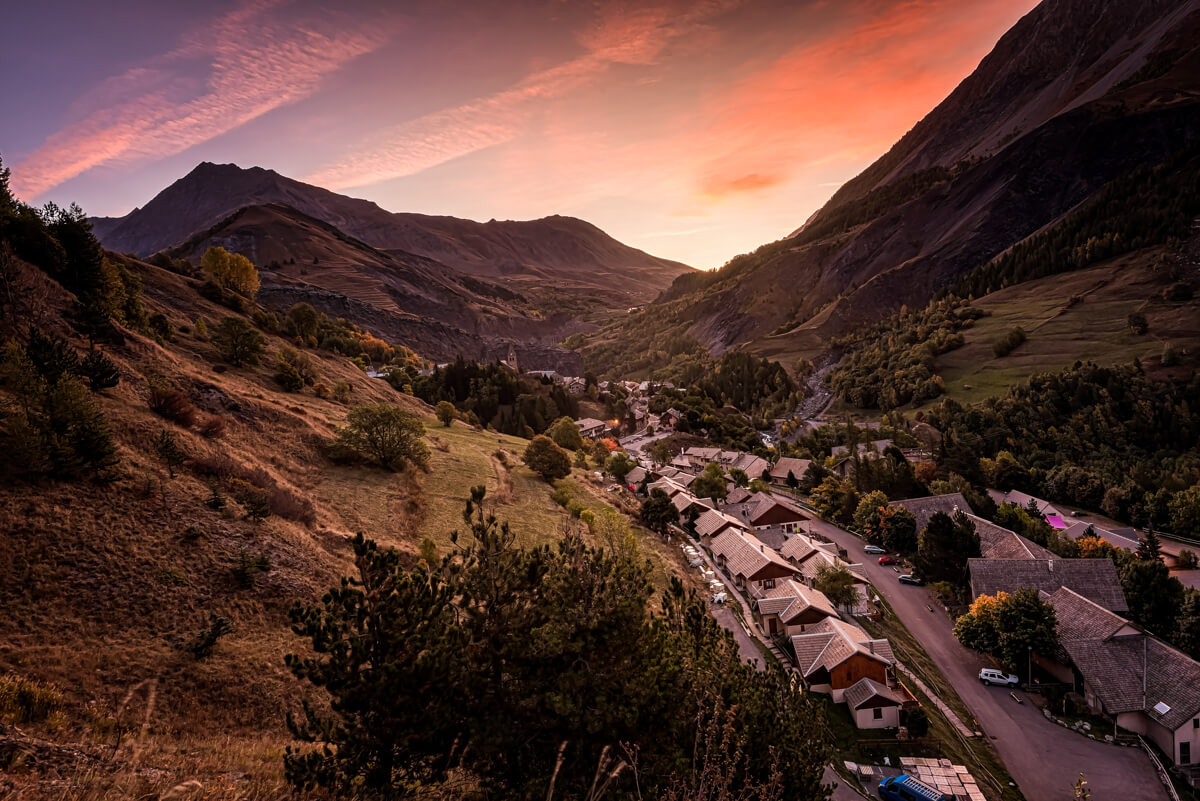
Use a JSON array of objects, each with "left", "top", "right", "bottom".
[{"left": 3, "top": 1, "right": 1200, "bottom": 800}]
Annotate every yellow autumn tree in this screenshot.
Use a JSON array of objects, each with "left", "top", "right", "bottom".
[{"left": 201, "top": 246, "right": 260, "bottom": 297}]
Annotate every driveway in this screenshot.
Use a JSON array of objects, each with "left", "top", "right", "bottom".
[{"left": 806, "top": 517, "right": 1164, "bottom": 801}]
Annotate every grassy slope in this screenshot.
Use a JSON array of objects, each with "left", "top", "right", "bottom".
[
  {"left": 0, "top": 256, "right": 696, "bottom": 800},
  {"left": 921, "top": 253, "right": 1191, "bottom": 409},
  {"left": 820, "top": 250, "right": 1200, "bottom": 419}
]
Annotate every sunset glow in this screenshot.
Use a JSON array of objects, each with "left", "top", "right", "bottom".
[{"left": 1, "top": 0, "right": 1039, "bottom": 268}]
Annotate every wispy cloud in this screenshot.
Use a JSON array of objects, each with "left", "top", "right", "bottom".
[
  {"left": 12, "top": 0, "right": 395, "bottom": 199},
  {"left": 305, "top": 0, "right": 743, "bottom": 191}
]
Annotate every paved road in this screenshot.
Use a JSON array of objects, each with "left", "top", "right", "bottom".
[{"left": 807, "top": 517, "right": 1165, "bottom": 801}]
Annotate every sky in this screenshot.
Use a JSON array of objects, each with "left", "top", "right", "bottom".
[{"left": 0, "top": 0, "right": 1040, "bottom": 269}]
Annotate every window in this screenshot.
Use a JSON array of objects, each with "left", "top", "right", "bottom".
[
  {"left": 872, "top": 708, "right": 883, "bottom": 720},
  {"left": 1194, "top": 718, "right": 1198, "bottom": 729},
  {"left": 762, "top": 578, "right": 775, "bottom": 589},
  {"left": 1182, "top": 742, "right": 1192, "bottom": 765}
]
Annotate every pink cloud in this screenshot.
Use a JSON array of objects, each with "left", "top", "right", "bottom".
[
  {"left": 12, "top": 0, "right": 395, "bottom": 199},
  {"left": 305, "top": 0, "right": 744, "bottom": 191}
]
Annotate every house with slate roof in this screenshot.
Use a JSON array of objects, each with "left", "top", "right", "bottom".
[
  {"left": 890, "top": 495, "right": 1054, "bottom": 560},
  {"left": 575, "top": 417, "right": 609, "bottom": 439},
  {"left": 709, "top": 528, "right": 798, "bottom": 591},
  {"left": 968, "top": 558, "right": 1127, "bottom": 612},
  {"left": 693, "top": 508, "right": 747, "bottom": 545},
  {"left": 770, "top": 457, "right": 812, "bottom": 487},
  {"left": 1046, "top": 587, "right": 1200, "bottom": 774},
  {"left": 752, "top": 577, "right": 838, "bottom": 637},
  {"left": 724, "top": 492, "right": 810, "bottom": 533}
]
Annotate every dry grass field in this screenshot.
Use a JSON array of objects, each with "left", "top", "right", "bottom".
[{"left": 0, "top": 256, "right": 696, "bottom": 800}]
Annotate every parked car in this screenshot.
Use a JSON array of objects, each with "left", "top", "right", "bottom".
[
  {"left": 879, "top": 775, "right": 949, "bottom": 801},
  {"left": 864, "top": 544, "right": 887, "bottom": 555},
  {"left": 897, "top": 574, "right": 923, "bottom": 586},
  {"left": 979, "top": 668, "right": 1020, "bottom": 687},
  {"left": 878, "top": 555, "right": 900, "bottom": 565}
]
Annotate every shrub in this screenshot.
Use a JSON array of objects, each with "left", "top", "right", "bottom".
[
  {"left": 228, "top": 477, "right": 271, "bottom": 521},
  {"left": 275, "top": 356, "right": 305, "bottom": 392},
  {"left": 522, "top": 435, "right": 572, "bottom": 482},
  {"left": 1162, "top": 342, "right": 1181, "bottom": 367},
  {"left": 147, "top": 377, "right": 198, "bottom": 427},
  {"left": 204, "top": 484, "right": 226, "bottom": 511},
  {"left": 333, "top": 381, "right": 352, "bottom": 402},
  {"left": 147, "top": 312, "right": 174, "bottom": 342},
  {"left": 313, "top": 382, "right": 330, "bottom": 399},
  {"left": 253, "top": 310, "right": 279, "bottom": 332},
  {"left": 182, "top": 525, "right": 204, "bottom": 542},
  {"left": 269, "top": 485, "right": 316, "bottom": 524},
  {"left": 199, "top": 414, "right": 227, "bottom": 439},
  {"left": 189, "top": 613, "right": 233, "bottom": 659},
  {"left": 0, "top": 673, "right": 63, "bottom": 724},
  {"left": 212, "top": 316, "right": 267, "bottom": 366},
  {"left": 1165, "top": 282, "right": 1194, "bottom": 302},
  {"left": 991, "top": 327, "right": 1027, "bottom": 357},
  {"left": 80, "top": 349, "right": 120, "bottom": 391},
  {"left": 335, "top": 404, "right": 429, "bottom": 471},
  {"left": 436, "top": 400, "right": 457, "bottom": 427},
  {"left": 904, "top": 706, "right": 929, "bottom": 738},
  {"left": 194, "top": 317, "right": 208, "bottom": 339},
  {"left": 1178, "top": 550, "right": 1198, "bottom": 570},
  {"left": 233, "top": 549, "right": 272, "bottom": 588}
]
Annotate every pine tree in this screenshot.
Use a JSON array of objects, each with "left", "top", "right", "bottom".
[
  {"left": 1137, "top": 525, "right": 1163, "bottom": 561},
  {"left": 80, "top": 348, "right": 120, "bottom": 391},
  {"left": 154, "top": 429, "right": 187, "bottom": 478}
]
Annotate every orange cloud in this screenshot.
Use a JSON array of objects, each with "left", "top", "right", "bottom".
[
  {"left": 699, "top": 171, "right": 785, "bottom": 200},
  {"left": 12, "top": 0, "right": 395, "bottom": 199},
  {"left": 685, "top": 0, "right": 1040, "bottom": 202}
]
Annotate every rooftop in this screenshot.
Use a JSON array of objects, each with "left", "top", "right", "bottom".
[{"left": 968, "top": 558, "right": 1127, "bottom": 612}]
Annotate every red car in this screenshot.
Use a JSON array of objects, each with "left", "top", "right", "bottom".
[{"left": 878, "top": 555, "right": 900, "bottom": 565}]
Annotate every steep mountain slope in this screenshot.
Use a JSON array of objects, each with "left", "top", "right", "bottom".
[
  {"left": 92, "top": 162, "right": 692, "bottom": 307},
  {"left": 163, "top": 202, "right": 583, "bottom": 369},
  {"left": 0, "top": 250, "right": 697, "bottom": 798},
  {"left": 589, "top": 0, "right": 1200, "bottom": 370}
]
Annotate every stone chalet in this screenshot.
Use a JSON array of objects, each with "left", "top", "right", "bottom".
[
  {"left": 709, "top": 528, "right": 798, "bottom": 591},
  {"left": 575, "top": 417, "right": 608, "bottom": 439},
  {"left": 968, "top": 558, "right": 1127, "bottom": 612},
  {"left": 1045, "top": 587, "right": 1200, "bottom": 775},
  {"left": 791, "top": 617, "right": 896, "bottom": 702},
  {"left": 770, "top": 457, "right": 812, "bottom": 487}
]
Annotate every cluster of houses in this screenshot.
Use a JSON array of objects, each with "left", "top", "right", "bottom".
[
  {"left": 892, "top": 492, "right": 1200, "bottom": 775},
  {"left": 628, "top": 448, "right": 917, "bottom": 729}
]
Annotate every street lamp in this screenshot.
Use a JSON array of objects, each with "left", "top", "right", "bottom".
[{"left": 1027, "top": 645, "right": 1032, "bottom": 688}]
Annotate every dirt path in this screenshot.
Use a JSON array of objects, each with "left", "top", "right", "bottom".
[{"left": 488, "top": 450, "right": 513, "bottom": 503}]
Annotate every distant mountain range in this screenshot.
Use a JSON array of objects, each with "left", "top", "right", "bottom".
[
  {"left": 92, "top": 162, "right": 691, "bottom": 307},
  {"left": 604, "top": 0, "right": 1200, "bottom": 365},
  {"left": 91, "top": 162, "right": 694, "bottom": 367}
]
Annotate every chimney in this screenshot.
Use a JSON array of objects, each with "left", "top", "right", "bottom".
[
  {"left": 868, "top": 641, "right": 875, "bottom": 654},
  {"left": 1047, "top": 559, "right": 1054, "bottom": 573}
]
